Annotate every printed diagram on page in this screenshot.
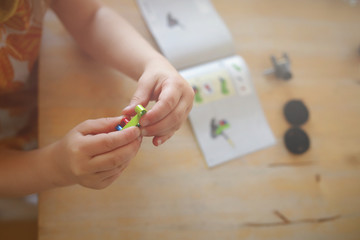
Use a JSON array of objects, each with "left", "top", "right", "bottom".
[
  {"left": 190, "top": 61, "right": 250, "bottom": 106},
  {"left": 191, "top": 69, "right": 235, "bottom": 105},
  {"left": 187, "top": 61, "right": 250, "bottom": 148},
  {"left": 210, "top": 117, "right": 234, "bottom": 148}
]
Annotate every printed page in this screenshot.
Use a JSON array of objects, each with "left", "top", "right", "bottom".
[
  {"left": 180, "top": 56, "right": 276, "bottom": 167},
  {"left": 136, "top": 0, "right": 235, "bottom": 70}
]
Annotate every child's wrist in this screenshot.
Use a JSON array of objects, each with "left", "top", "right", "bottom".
[{"left": 41, "top": 142, "right": 74, "bottom": 188}]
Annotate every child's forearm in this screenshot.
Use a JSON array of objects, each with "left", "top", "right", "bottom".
[
  {"left": 50, "top": 0, "right": 194, "bottom": 148},
  {"left": 0, "top": 117, "right": 143, "bottom": 196},
  {"left": 0, "top": 145, "right": 62, "bottom": 197},
  {"left": 51, "top": 0, "right": 167, "bottom": 80}
]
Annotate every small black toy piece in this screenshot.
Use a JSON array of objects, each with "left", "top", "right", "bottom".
[
  {"left": 264, "top": 53, "right": 292, "bottom": 80},
  {"left": 284, "top": 127, "right": 310, "bottom": 154},
  {"left": 284, "top": 100, "right": 309, "bottom": 126},
  {"left": 283, "top": 99, "right": 310, "bottom": 154}
]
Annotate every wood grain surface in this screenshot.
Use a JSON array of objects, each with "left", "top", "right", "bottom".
[{"left": 38, "top": 0, "right": 360, "bottom": 239}]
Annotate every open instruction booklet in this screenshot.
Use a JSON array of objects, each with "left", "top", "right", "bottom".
[{"left": 137, "top": 0, "right": 276, "bottom": 167}]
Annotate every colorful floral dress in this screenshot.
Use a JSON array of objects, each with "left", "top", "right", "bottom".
[{"left": 0, "top": 0, "right": 50, "bottom": 150}]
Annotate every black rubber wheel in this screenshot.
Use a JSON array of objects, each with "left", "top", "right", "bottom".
[
  {"left": 284, "top": 100, "right": 309, "bottom": 126},
  {"left": 284, "top": 127, "right": 310, "bottom": 154}
]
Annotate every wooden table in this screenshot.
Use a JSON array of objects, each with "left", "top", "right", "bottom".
[{"left": 38, "top": 0, "right": 360, "bottom": 239}]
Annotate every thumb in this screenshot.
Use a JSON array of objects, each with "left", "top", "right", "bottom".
[{"left": 77, "top": 116, "right": 125, "bottom": 135}]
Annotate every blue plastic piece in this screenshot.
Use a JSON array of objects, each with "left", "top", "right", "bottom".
[{"left": 115, "top": 124, "right": 123, "bottom": 131}]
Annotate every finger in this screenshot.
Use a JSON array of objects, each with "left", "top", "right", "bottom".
[
  {"left": 141, "top": 96, "right": 189, "bottom": 137},
  {"left": 88, "top": 135, "right": 141, "bottom": 172},
  {"left": 80, "top": 171, "right": 121, "bottom": 190},
  {"left": 83, "top": 126, "right": 141, "bottom": 156},
  {"left": 76, "top": 117, "right": 126, "bottom": 135},
  {"left": 94, "top": 158, "right": 131, "bottom": 180},
  {"left": 99, "top": 171, "right": 122, "bottom": 188},
  {"left": 77, "top": 161, "right": 130, "bottom": 190},
  {"left": 140, "top": 83, "right": 182, "bottom": 127},
  {"left": 122, "top": 78, "right": 154, "bottom": 116},
  {"left": 101, "top": 159, "right": 130, "bottom": 180},
  {"left": 152, "top": 132, "right": 175, "bottom": 146}
]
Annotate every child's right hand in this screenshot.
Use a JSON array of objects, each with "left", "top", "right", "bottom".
[{"left": 49, "top": 117, "right": 142, "bottom": 190}]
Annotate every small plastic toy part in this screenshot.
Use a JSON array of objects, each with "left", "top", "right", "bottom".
[
  {"left": 284, "top": 127, "right": 310, "bottom": 154},
  {"left": 115, "top": 117, "right": 130, "bottom": 131},
  {"left": 115, "top": 105, "right": 147, "bottom": 131},
  {"left": 115, "top": 124, "right": 123, "bottom": 131},
  {"left": 264, "top": 53, "right": 292, "bottom": 80},
  {"left": 119, "top": 117, "right": 130, "bottom": 127},
  {"left": 283, "top": 99, "right": 310, "bottom": 154},
  {"left": 283, "top": 100, "right": 309, "bottom": 126}
]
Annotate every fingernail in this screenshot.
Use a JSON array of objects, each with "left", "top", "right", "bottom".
[
  {"left": 141, "top": 119, "right": 149, "bottom": 127},
  {"left": 122, "top": 106, "right": 131, "bottom": 112},
  {"left": 156, "top": 139, "right": 163, "bottom": 146},
  {"left": 141, "top": 129, "right": 148, "bottom": 136}
]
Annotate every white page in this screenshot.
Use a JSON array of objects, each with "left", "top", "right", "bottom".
[
  {"left": 136, "top": 0, "right": 235, "bottom": 70},
  {"left": 180, "top": 56, "right": 276, "bottom": 167}
]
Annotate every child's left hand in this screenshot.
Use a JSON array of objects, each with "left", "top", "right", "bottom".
[{"left": 122, "top": 59, "right": 194, "bottom": 146}]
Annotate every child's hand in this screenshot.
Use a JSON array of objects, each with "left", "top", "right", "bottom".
[
  {"left": 50, "top": 117, "right": 142, "bottom": 189},
  {"left": 122, "top": 60, "right": 194, "bottom": 146}
]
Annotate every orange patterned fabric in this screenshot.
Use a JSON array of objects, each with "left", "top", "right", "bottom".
[
  {"left": 3, "top": 0, "right": 31, "bottom": 31},
  {"left": 0, "top": 0, "right": 50, "bottom": 150}
]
